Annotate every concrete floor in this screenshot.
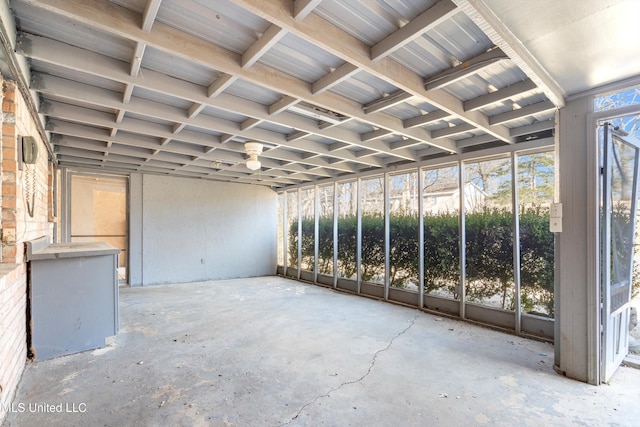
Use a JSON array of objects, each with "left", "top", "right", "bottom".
[{"left": 3, "top": 276, "right": 640, "bottom": 427}]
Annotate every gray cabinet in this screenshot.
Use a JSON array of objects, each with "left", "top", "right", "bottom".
[{"left": 26, "top": 237, "right": 120, "bottom": 361}]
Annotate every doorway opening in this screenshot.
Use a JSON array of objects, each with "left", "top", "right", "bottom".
[{"left": 69, "top": 174, "right": 129, "bottom": 286}]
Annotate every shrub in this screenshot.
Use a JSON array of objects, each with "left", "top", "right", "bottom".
[{"left": 289, "top": 207, "right": 555, "bottom": 315}]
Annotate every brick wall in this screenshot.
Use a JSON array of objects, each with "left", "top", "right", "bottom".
[{"left": 0, "top": 76, "right": 54, "bottom": 423}]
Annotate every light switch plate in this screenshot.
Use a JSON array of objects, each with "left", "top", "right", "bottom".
[
  {"left": 550, "top": 203, "right": 562, "bottom": 218},
  {"left": 550, "top": 217, "right": 562, "bottom": 233}
]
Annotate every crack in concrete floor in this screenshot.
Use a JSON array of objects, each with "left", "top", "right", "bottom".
[{"left": 280, "top": 314, "right": 418, "bottom": 426}]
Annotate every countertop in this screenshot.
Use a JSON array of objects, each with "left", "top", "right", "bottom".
[{"left": 26, "top": 237, "right": 120, "bottom": 261}]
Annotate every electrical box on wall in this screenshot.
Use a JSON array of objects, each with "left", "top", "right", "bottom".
[{"left": 550, "top": 203, "right": 562, "bottom": 233}]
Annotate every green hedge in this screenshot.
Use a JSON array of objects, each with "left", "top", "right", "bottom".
[{"left": 289, "top": 208, "right": 555, "bottom": 315}]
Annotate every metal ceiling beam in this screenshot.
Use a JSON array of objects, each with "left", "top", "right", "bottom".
[
  {"left": 43, "top": 102, "right": 357, "bottom": 175},
  {"left": 32, "top": 73, "right": 387, "bottom": 169},
  {"left": 361, "top": 128, "right": 392, "bottom": 142},
  {"left": 452, "top": 0, "right": 565, "bottom": 107},
  {"left": 371, "top": 0, "right": 458, "bottom": 61},
  {"left": 431, "top": 122, "right": 476, "bottom": 139},
  {"left": 363, "top": 90, "right": 413, "bottom": 114},
  {"left": 424, "top": 47, "right": 508, "bottom": 91},
  {"left": 509, "top": 120, "right": 554, "bottom": 137},
  {"left": 403, "top": 110, "right": 450, "bottom": 129},
  {"left": 488, "top": 100, "right": 556, "bottom": 125},
  {"left": 141, "top": 0, "right": 162, "bottom": 32},
  {"left": 130, "top": 42, "right": 145, "bottom": 77},
  {"left": 228, "top": 0, "right": 513, "bottom": 145},
  {"left": 18, "top": 34, "right": 408, "bottom": 164},
  {"left": 58, "top": 157, "right": 287, "bottom": 186},
  {"left": 311, "top": 62, "right": 360, "bottom": 95},
  {"left": 390, "top": 138, "right": 422, "bottom": 150},
  {"left": 293, "top": 0, "right": 322, "bottom": 21},
  {"left": 269, "top": 95, "right": 299, "bottom": 115},
  {"left": 24, "top": 0, "right": 456, "bottom": 153},
  {"left": 464, "top": 79, "right": 537, "bottom": 112},
  {"left": 242, "top": 24, "right": 287, "bottom": 68},
  {"left": 208, "top": 73, "right": 237, "bottom": 98},
  {"left": 52, "top": 123, "right": 330, "bottom": 180}
]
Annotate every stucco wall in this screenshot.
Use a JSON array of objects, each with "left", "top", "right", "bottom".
[{"left": 129, "top": 174, "right": 277, "bottom": 286}]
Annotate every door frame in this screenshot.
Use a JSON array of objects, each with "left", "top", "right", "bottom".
[
  {"left": 587, "top": 102, "right": 640, "bottom": 384},
  {"left": 60, "top": 167, "right": 130, "bottom": 285}
]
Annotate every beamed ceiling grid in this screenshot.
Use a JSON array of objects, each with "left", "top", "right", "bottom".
[{"left": 10, "top": 0, "right": 562, "bottom": 188}]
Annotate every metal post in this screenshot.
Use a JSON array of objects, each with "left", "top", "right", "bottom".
[
  {"left": 356, "top": 179, "right": 362, "bottom": 294},
  {"left": 314, "top": 186, "right": 319, "bottom": 283},
  {"left": 459, "top": 162, "right": 466, "bottom": 319},
  {"left": 333, "top": 181, "right": 338, "bottom": 289},
  {"left": 418, "top": 167, "right": 425, "bottom": 309},
  {"left": 511, "top": 151, "right": 522, "bottom": 334},
  {"left": 384, "top": 173, "right": 390, "bottom": 301},
  {"left": 297, "top": 188, "right": 302, "bottom": 280}
]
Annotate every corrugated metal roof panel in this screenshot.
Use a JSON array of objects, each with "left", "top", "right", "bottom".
[
  {"left": 442, "top": 61, "right": 530, "bottom": 101},
  {"left": 224, "top": 79, "right": 281, "bottom": 105},
  {"left": 157, "top": 0, "right": 266, "bottom": 54},
  {"left": 315, "top": 0, "right": 437, "bottom": 45},
  {"left": 256, "top": 121, "right": 295, "bottom": 135},
  {"left": 199, "top": 105, "right": 247, "bottom": 123},
  {"left": 332, "top": 71, "right": 399, "bottom": 104},
  {"left": 141, "top": 46, "right": 217, "bottom": 87},
  {"left": 14, "top": 1, "right": 133, "bottom": 62},
  {"left": 479, "top": 92, "right": 549, "bottom": 117},
  {"left": 30, "top": 60, "right": 125, "bottom": 93},
  {"left": 260, "top": 33, "right": 343, "bottom": 83},
  {"left": 123, "top": 111, "right": 174, "bottom": 127},
  {"left": 9, "top": 0, "right": 564, "bottom": 188},
  {"left": 131, "top": 86, "right": 191, "bottom": 110}
]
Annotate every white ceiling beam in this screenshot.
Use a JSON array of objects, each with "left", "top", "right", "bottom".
[
  {"left": 24, "top": 0, "right": 450, "bottom": 152},
  {"left": 269, "top": 95, "right": 299, "bottom": 115},
  {"left": 20, "top": 33, "right": 413, "bottom": 162},
  {"left": 219, "top": 134, "right": 234, "bottom": 143},
  {"left": 43, "top": 99, "right": 361, "bottom": 174},
  {"left": 424, "top": 47, "right": 508, "bottom": 91},
  {"left": 227, "top": 0, "right": 511, "bottom": 145},
  {"left": 286, "top": 130, "right": 310, "bottom": 142},
  {"left": 115, "top": 109, "right": 125, "bottom": 123},
  {"left": 122, "top": 84, "right": 134, "bottom": 104},
  {"left": 52, "top": 122, "right": 335, "bottom": 179},
  {"left": 464, "top": 79, "right": 537, "bottom": 112},
  {"left": 188, "top": 103, "right": 206, "bottom": 118},
  {"left": 509, "top": 120, "right": 554, "bottom": 137},
  {"left": 431, "top": 122, "right": 475, "bottom": 139},
  {"left": 371, "top": 0, "right": 458, "bottom": 61},
  {"left": 390, "top": 138, "right": 422, "bottom": 150},
  {"left": 361, "top": 128, "right": 392, "bottom": 142},
  {"left": 403, "top": 110, "right": 450, "bottom": 129},
  {"left": 242, "top": 24, "right": 287, "bottom": 68},
  {"left": 240, "top": 117, "right": 262, "bottom": 131},
  {"left": 311, "top": 62, "right": 360, "bottom": 95},
  {"left": 452, "top": 0, "right": 565, "bottom": 107},
  {"left": 488, "top": 100, "right": 556, "bottom": 126},
  {"left": 208, "top": 73, "right": 237, "bottom": 98},
  {"left": 130, "top": 41, "right": 146, "bottom": 77},
  {"left": 414, "top": 146, "right": 443, "bottom": 159},
  {"left": 142, "top": 0, "right": 163, "bottom": 32},
  {"left": 355, "top": 149, "right": 377, "bottom": 158},
  {"left": 293, "top": 0, "right": 322, "bottom": 21},
  {"left": 455, "top": 134, "right": 496, "bottom": 149},
  {"left": 363, "top": 90, "right": 413, "bottom": 114}
]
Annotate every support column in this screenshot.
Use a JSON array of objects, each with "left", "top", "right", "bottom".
[{"left": 555, "top": 95, "right": 598, "bottom": 384}]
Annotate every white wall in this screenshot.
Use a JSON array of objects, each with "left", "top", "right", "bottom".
[{"left": 129, "top": 174, "right": 277, "bottom": 286}]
